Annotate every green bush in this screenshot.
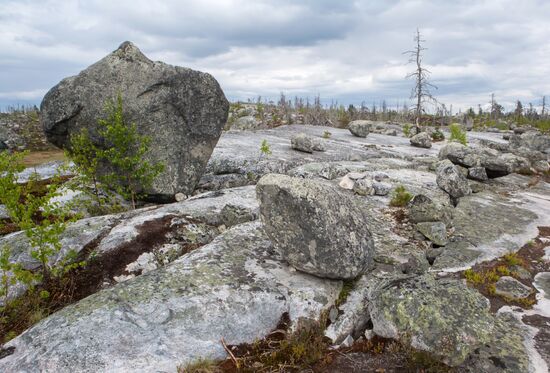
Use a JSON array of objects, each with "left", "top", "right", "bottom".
[
  {"left": 389, "top": 185, "right": 413, "bottom": 207},
  {"left": 449, "top": 123, "right": 467, "bottom": 145},
  {"left": 431, "top": 128, "right": 445, "bottom": 142},
  {"left": 403, "top": 124, "right": 411, "bottom": 137},
  {"left": 259, "top": 139, "right": 272, "bottom": 157},
  {"left": 0, "top": 150, "right": 78, "bottom": 304}
]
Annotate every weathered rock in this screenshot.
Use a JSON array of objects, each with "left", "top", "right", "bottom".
[
  {"left": 40, "top": 41, "right": 228, "bottom": 199},
  {"left": 468, "top": 166, "right": 488, "bottom": 181},
  {"left": 290, "top": 133, "right": 315, "bottom": 153},
  {"left": 416, "top": 221, "right": 447, "bottom": 246},
  {"left": 348, "top": 120, "right": 371, "bottom": 138},
  {"left": 436, "top": 160, "right": 472, "bottom": 199},
  {"left": 407, "top": 194, "right": 449, "bottom": 224},
  {"left": 256, "top": 174, "right": 374, "bottom": 279},
  {"left": 410, "top": 132, "right": 432, "bottom": 148},
  {"left": 494, "top": 276, "right": 533, "bottom": 300},
  {"left": 509, "top": 131, "right": 550, "bottom": 153},
  {"left": 372, "top": 181, "right": 391, "bottom": 196},
  {"left": 231, "top": 115, "right": 263, "bottom": 130},
  {"left": 0, "top": 222, "right": 341, "bottom": 372},
  {"left": 352, "top": 178, "right": 374, "bottom": 196},
  {"left": 369, "top": 274, "right": 528, "bottom": 368}
]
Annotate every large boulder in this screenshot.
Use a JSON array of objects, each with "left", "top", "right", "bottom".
[
  {"left": 436, "top": 160, "right": 472, "bottom": 199},
  {"left": 410, "top": 132, "right": 432, "bottom": 148},
  {"left": 256, "top": 174, "right": 374, "bottom": 279},
  {"left": 40, "top": 41, "right": 228, "bottom": 200},
  {"left": 348, "top": 120, "right": 371, "bottom": 138}
]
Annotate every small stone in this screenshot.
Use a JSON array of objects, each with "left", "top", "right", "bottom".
[
  {"left": 348, "top": 120, "right": 371, "bottom": 138},
  {"left": 312, "top": 138, "right": 327, "bottom": 152},
  {"left": 372, "top": 182, "right": 391, "bottom": 196},
  {"left": 174, "top": 193, "right": 187, "bottom": 202},
  {"left": 494, "top": 276, "right": 533, "bottom": 300},
  {"left": 510, "top": 265, "right": 531, "bottom": 281},
  {"left": 364, "top": 329, "right": 375, "bottom": 340},
  {"left": 416, "top": 222, "right": 448, "bottom": 246},
  {"left": 329, "top": 306, "right": 339, "bottom": 324},
  {"left": 353, "top": 178, "right": 374, "bottom": 196},
  {"left": 339, "top": 335, "right": 354, "bottom": 348},
  {"left": 410, "top": 132, "right": 432, "bottom": 148},
  {"left": 408, "top": 194, "right": 448, "bottom": 224},
  {"left": 339, "top": 175, "right": 355, "bottom": 190},
  {"left": 532, "top": 160, "right": 549, "bottom": 173},
  {"left": 291, "top": 133, "right": 315, "bottom": 153},
  {"left": 373, "top": 172, "right": 389, "bottom": 182},
  {"left": 468, "top": 167, "right": 488, "bottom": 181}
]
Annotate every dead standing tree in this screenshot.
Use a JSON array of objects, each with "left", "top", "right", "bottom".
[{"left": 404, "top": 28, "right": 437, "bottom": 130}]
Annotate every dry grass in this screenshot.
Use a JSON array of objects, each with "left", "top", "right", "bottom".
[{"left": 22, "top": 150, "right": 66, "bottom": 167}]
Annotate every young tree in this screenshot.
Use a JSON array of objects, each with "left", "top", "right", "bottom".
[
  {"left": 97, "top": 95, "right": 164, "bottom": 209},
  {"left": 404, "top": 28, "right": 437, "bottom": 130}
]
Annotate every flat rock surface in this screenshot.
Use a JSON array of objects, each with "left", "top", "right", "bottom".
[{"left": 0, "top": 222, "right": 341, "bottom": 372}]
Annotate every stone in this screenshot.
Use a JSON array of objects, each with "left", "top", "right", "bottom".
[
  {"left": 312, "top": 138, "right": 327, "bottom": 152},
  {"left": 256, "top": 174, "right": 374, "bottom": 279},
  {"left": 352, "top": 178, "right": 374, "bottom": 196},
  {"left": 40, "top": 41, "right": 228, "bottom": 200},
  {"left": 0, "top": 222, "right": 341, "bottom": 372},
  {"left": 468, "top": 167, "right": 488, "bottom": 181},
  {"left": 407, "top": 194, "right": 448, "bottom": 223},
  {"left": 436, "top": 160, "right": 472, "bottom": 199},
  {"left": 410, "top": 132, "right": 432, "bottom": 148},
  {"left": 290, "top": 133, "right": 315, "bottom": 153},
  {"left": 231, "top": 115, "right": 262, "bottom": 130},
  {"left": 532, "top": 160, "right": 549, "bottom": 173},
  {"left": 372, "top": 181, "right": 391, "bottom": 196},
  {"left": 348, "top": 120, "right": 371, "bottom": 138},
  {"left": 0, "top": 140, "right": 7, "bottom": 151},
  {"left": 174, "top": 193, "right": 187, "bottom": 202},
  {"left": 494, "top": 276, "right": 533, "bottom": 300},
  {"left": 369, "top": 274, "right": 528, "bottom": 368},
  {"left": 416, "top": 221, "right": 447, "bottom": 246}
]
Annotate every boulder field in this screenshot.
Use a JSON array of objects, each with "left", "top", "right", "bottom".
[{"left": 1, "top": 123, "right": 549, "bottom": 372}]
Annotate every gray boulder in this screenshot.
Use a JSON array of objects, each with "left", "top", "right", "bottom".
[
  {"left": 256, "top": 174, "right": 374, "bottom": 279},
  {"left": 348, "top": 120, "right": 371, "bottom": 138},
  {"left": 40, "top": 41, "right": 228, "bottom": 200},
  {"left": 290, "top": 133, "right": 315, "bottom": 153},
  {"left": 231, "top": 115, "right": 262, "bottom": 130},
  {"left": 468, "top": 166, "right": 488, "bottom": 181},
  {"left": 410, "top": 132, "right": 432, "bottom": 148},
  {"left": 352, "top": 178, "right": 374, "bottom": 196},
  {"left": 290, "top": 133, "right": 326, "bottom": 153},
  {"left": 494, "top": 276, "right": 533, "bottom": 300},
  {"left": 436, "top": 160, "right": 472, "bottom": 199},
  {"left": 416, "top": 221, "right": 447, "bottom": 246},
  {"left": 369, "top": 274, "right": 528, "bottom": 369},
  {"left": 407, "top": 194, "right": 449, "bottom": 224},
  {"left": 509, "top": 131, "right": 550, "bottom": 153}
]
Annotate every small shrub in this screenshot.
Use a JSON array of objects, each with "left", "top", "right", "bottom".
[
  {"left": 259, "top": 139, "right": 272, "bottom": 157},
  {"left": 431, "top": 128, "right": 445, "bottom": 142},
  {"left": 449, "top": 123, "right": 467, "bottom": 145},
  {"left": 463, "top": 269, "right": 483, "bottom": 285},
  {"left": 403, "top": 123, "right": 411, "bottom": 137},
  {"left": 177, "top": 358, "right": 221, "bottom": 373},
  {"left": 503, "top": 252, "right": 523, "bottom": 267},
  {"left": 389, "top": 185, "right": 413, "bottom": 207},
  {"left": 322, "top": 130, "right": 332, "bottom": 139}
]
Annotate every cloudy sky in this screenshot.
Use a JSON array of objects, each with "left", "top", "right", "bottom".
[{"left": 1, "top": 0, "right": 549, "bottom": 112}]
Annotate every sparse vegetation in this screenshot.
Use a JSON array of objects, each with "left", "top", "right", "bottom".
[
  {"left": 449, "top": 123, "right": 467, "bottom": 145},
  {"left": 403, "top": 123, "right": 411, "bottom": 137},
  {"left": 431, "top": 128, "right": 445, "bottom": 141},
  {"left": 322, "top": 130, "right": 332, "bottom": 139},
  {"left": 259, "top": 139, "right": 272, "bottom": 157},
  {"left": 389, "top": 185, "right": 413, "bottom": 207},
  {"left": 178, "top": 358, "right": 221, "bottom": 373},
  {"left": 66, "top": 94, "right": 164, "bottom": 210}
]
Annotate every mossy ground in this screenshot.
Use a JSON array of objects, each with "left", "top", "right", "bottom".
[{"left": 461, "top": 226, "right": 550, "bottom": 312}]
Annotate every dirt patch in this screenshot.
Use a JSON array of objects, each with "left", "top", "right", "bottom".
[{"left": 22, "top": 150, "right": 66, "bottom": 167}]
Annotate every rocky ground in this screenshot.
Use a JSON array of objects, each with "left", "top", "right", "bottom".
[{"left": 0, "top": 123, "right": 549, "bottom": 372}]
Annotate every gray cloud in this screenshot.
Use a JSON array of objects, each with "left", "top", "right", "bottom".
[{"left": 1, "top": 0, "right": 549, "bottom": 112}]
